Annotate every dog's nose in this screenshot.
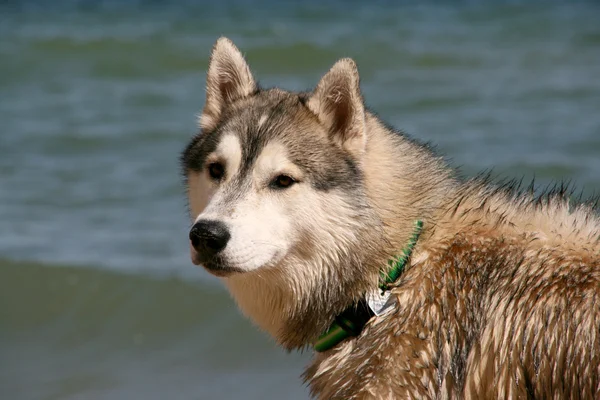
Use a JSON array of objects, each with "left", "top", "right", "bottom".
[{"left": 189, "top": 220, "right": 230, "bottom": 257}]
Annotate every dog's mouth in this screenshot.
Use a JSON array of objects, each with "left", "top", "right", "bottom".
[{"left": 189, "top": 243, "right": 243, "bottom": 277}]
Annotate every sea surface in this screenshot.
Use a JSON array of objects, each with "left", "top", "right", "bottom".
[{"left": 1, "top": 1, "right": 599, "bottom": 399}]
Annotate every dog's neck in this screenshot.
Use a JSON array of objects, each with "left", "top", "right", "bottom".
[
  {"left": 361, "top": 113, "right": 456, "bottom": 251},
  {"left": 314, "top": 219, "right": 424, "bottom": 352},
  {"left": 224, "top": 113, "right": 455, "bottom": 349}
]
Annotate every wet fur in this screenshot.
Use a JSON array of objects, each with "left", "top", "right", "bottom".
[{"left": 182, "top": 38, "right": 600, "bottom": 399}]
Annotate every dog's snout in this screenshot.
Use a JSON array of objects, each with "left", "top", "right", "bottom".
[{"left": 189, "top": 220, "right": 230, "bottom": 257}]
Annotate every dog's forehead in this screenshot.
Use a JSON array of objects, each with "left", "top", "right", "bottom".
[
  {"left": 225, "top": 89, "right": 316, "bottom": 141},
  {"left": 185, "top": 91, "right": 321, "bottom": 165},
  {"left": 223, "top": 94, "right": 327, "bottom": 177}
]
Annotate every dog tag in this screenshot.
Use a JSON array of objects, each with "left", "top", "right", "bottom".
[{"left": 366, "top": 290, "right": 397, "bottom": 317}]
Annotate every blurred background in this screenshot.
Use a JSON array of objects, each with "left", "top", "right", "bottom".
[{"left": 1, "top": 1, "right": 599, "bottom": 399}]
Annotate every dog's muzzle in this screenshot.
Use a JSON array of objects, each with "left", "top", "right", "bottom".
[{"left": 189, "top": 219, "right": 230, "bottom": 262}]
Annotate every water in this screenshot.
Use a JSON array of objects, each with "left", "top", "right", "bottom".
[{"left": 1, "top": 1, "right": 599, "bottom": 399}]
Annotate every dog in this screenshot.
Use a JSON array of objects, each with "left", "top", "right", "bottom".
[{"left": 181, "top": 37, "right": 600, "bottom": 399}]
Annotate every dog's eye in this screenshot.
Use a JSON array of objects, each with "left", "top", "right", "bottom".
[
  {"left": 272, "top": 175, "right": 296, "bottom": 189},
  {"left": 207, "top": 162, "right": 225, "bottom": 180}
]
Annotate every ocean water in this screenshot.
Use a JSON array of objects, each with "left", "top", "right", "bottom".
[{"left": 1, "top": 1, "right": 599, "bottom": 399}]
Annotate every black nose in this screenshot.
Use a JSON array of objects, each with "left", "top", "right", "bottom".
[{"left": 189, "top": 220, "right": 230, "bottom": 258}]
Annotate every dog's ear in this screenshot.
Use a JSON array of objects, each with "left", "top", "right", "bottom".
[
  {"left": 199, "top": 37, "right": 256, "bottom": 131},
  {"left": 307, "top": 58, "right": 366, "bottom": 156}
]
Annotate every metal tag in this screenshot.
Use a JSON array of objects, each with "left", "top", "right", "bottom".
[{"left": 365, "top": 289, "right": 397, "bottom": 316}]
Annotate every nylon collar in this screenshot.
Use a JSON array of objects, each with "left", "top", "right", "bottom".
[{"left": 313, "top": 220, "right": 423, "bottom": 352}]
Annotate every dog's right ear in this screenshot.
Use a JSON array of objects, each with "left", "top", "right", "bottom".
[
  {"left": 307, "top": 58, "right": 366, "bottom": 157},
  {"left": 199, "top": 37, "right": 256, "bottom": 132}
]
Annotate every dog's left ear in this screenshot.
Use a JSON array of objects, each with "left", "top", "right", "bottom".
[
  {"left": 199, "top": 37, "right": 256, "bottom": 132},
  {"left": 308, "top": 58, "right": 366, "bottom": 156}
]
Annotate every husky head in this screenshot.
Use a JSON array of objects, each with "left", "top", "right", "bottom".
[{"left": 181, "top": 38, "right": 389, "bottom": 348}]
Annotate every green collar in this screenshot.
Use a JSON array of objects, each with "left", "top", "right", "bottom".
[{"left": 313, "top": 220, "right": 423, "bottom": 352}]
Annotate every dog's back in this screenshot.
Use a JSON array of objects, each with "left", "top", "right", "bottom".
[{"left": 306, "top": 182, "right": 600, "bottom": 399}]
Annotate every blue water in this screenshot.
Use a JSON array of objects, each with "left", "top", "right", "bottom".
[{"left": 1, "top": 1, "right": 599, "bottom": 399}]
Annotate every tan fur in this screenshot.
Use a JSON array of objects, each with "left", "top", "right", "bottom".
[{"left": 184, "top": 38, "right": 600, "bottom": 399}]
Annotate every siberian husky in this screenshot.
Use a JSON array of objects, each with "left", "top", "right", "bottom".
[{"left": 181, "top": 37, "right": 600, "bottom": 399}]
